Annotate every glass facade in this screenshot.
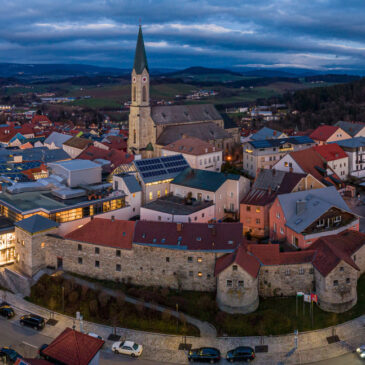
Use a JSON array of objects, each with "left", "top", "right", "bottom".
[{"left": 0, "top": 232, "right": 15, "bottom": 266}]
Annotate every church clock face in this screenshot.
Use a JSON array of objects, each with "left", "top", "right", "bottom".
[
  {"left": 142, "top": 76, "right": 147, "bottom": 83},
  {"left": 132, "top": 76, "right": 136, "bottom": 83}
]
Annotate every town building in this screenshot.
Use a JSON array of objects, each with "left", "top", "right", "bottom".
[
  {"left": 161, "top": 136, "right": 223, "bottom": 172},
  {"left": 62, "top": 136, "right": 93, "bottom": 159},
  {"left": 127, "top": 26, "right": 239, "bottom": 158},
  {"left": 240, "top": 169, "right": 325, "bottom": 238},
  {"left": 249, "top": 127, "right": 287, "bottom": 141},
  {"left": 242, "top": 136, "right": 315, "bottom": 177},
  {"left": 312, "top": 144, "right": 349, "bottom": 180},
  {"left": 171, "top": 168, "right": 250, "bottom": 220},
  {"left": 335, "top": 137, "right": 365, "bottom": 178},
  {"left": 44, "top": 132, "right": 72, "bottom": 149},
  {"left": 309, "top": 125, "right": 351, "bottom": 145},
  {"left": 269, "top": 186, "right": 359, "bottom": 248},
  {"left": 335, "top": 121, "right": 365, "bottom": 138}
]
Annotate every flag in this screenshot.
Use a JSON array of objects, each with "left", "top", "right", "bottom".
[
  {"left": 304, "top": 294, "right": 311, "bottom": 303},
  {"left": 311, "top": 294, "right": 318, "bottom": 303},
  {"left": 297, "top": 292, "right": 304, "bottom": 296}
]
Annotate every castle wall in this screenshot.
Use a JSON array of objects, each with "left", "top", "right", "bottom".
[
  {"left": 315, "top": 261, "right": 358, "bottom": 313},
  {"left": 258, "top": 263, "right": 314, "bottom": 297},
  {"left": 216, "top": 264, "right": 259, "bottom": 314}
]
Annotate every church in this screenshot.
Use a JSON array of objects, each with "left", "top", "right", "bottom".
[{"left": 127, "top": 26, "right": 240, "bottom": 158}]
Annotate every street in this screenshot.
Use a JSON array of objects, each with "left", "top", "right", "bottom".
[{"left": 0, "top": 316, "right": 363, "bottom": 365}]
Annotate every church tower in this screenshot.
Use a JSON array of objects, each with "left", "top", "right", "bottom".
[{"left": 128, "top": 26, "right": 155, "bottom": 156}]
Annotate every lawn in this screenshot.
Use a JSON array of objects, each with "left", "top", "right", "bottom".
[
  {"left": 68, "top": 272, "right": 365, "bottom": 336},
  {"left": 27, "top": 274, "right": 199, "bottom": 336}
]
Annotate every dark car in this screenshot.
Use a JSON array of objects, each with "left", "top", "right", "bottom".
[
  {"left": 20, "top": 314, "right": 45, "bottom": 330},
  {"left": 39, "top": 344, "right": 49, "bottom": 359},
  {"left": 0, "top": 347, "right": 23, "bottom": 363},
  {"left": 188, "top": 347, "right": 221, "bottom": 363},
  {"left": 226, "top": 346, "right": 255, "bottom": 362},
  {"left": 0, "top": 305, "right": 15, "bottom": 318}
]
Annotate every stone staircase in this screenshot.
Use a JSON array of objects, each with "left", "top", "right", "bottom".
[{"left": 0, "top": 267, "right": 31, "bottom": 296}]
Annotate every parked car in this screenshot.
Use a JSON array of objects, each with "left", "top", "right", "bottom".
[
  {"left": 356, "top": 345, "right": 365, "bottom": 359},
  {"left": 38, "top": 344, "right": 49, "bottom": 359},
  {"left": 87, "top": 332, "right": 103, "bottom": 341},
  {"left": 0, "top": 304, "right": 15, "bottom": 318},
  {"left": 19, "top": 314, "right": 45, "bottom": 330},
  {"left": 188, "top": 347, "right": 221, "bottom": 363},
  {"left": 112, "top": 340, "right": 143, "bottom": 357},
  {"left": 0, "top": 347, "right": 23, "bottom": 363},
  {"left": 226, "top": 346, "right": 255, "bottom": 362}
]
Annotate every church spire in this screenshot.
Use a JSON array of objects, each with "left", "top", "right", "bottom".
[{"left": 133, "top": 25, "right": 148, "bottom": 74}]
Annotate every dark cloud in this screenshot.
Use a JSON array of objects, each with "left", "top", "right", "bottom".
[{"left": 0, "top": 0, "right": 363, "bottom": 71}]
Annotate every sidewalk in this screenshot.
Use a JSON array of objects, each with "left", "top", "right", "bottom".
[{"left": 1, "top": 289, "right": 364, "bottom": 364}]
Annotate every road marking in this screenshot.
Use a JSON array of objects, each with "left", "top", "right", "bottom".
[{"left": 22, "top": 341, "right": 38, "bottom": 349}]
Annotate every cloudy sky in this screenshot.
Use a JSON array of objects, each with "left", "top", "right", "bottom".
[{"left": 0, "top": 0, "right": 365, "bottom": 72}]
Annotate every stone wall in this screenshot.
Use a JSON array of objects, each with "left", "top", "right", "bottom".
[
  {"left": 45, "top": 235, "right": 221, "bottom": 292},
  {"left": 315, "top": 261, "right": 358, "bottom": 313},
  {"left": 258, "top": 263, "right": 314, "bottom": 297},
  {"left": 216, "top": 264, "right": 259, "bottom": 314}
]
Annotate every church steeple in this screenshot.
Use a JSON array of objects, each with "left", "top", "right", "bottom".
[{"left": 133, "top": 25, "right": 148, "bottom": 74}]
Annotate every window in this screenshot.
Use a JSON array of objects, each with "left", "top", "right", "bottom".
[
  {"left": 246, "top": 206, "right": 251, "bottom": 212},
  {"left": 238, "top": 280, "right": 244, "bottom": 287},
  {"left": 116, "top": 250, "right": 121, "bottom": 257},
  {"left": 166, "top": 257, "right": 170, "bottom": 262},
  {"left": 339, "top": 266, "right": 344, "bottom": 272},
  {"left": 256, "top": 219, "right": 260, "bottom": 224},
  {"left": 157, "top": 190, "right": 161, "bottom": 198},
  {"left": 284, "top": 162, "right": 288, "bottom": 167},
  {"left": 354, "top": 255, "right": 357, "bottom": 262},
  {"left": 95, "top": 247, "right": 100, "bottom": 254},
  {"left": 226, "top": 280, "right": 233, "bottom": 287},
  {"left": 78, "top": 257, "right": 83, "bottom": 264},
  {"left": 346, "top": 278, "right": 350, "bottom": 284},
  {"left": 276, "top": 212, "right": 280, "bottom": 219},
  {"left": 333, "top": 280, "right": 338, "bottom": 286},
  {"left": 197, "top": 257, "right": 202, "bottom": 263},
  {"left": 165, "top": 188, "right": 168, "bottom": 196},
  {"left": 285, "top": 269, "right": 290, "bottom": 276},
  {"left": 78, "top": 244, "right": 82, "bottom": 251},
  {"left": 95, "top": 260, "right": 100, "bottom": 268},
  {"left": 334, "top": 216, "right": 342, "bottom": 223},
  {"left": 317, "top": 219, "right": 325, "bottom": 227},
  {"left": 142, "top": 85, "right": 147, "bottom": 102},
  {"left": 158, "top": 216, "right": 161, "bottom": 221},
  {"left": 299, "top": 268, "right": 305, "bottom": 275},
  {"left": 116, "top": 264, "right": 121, "bottom": 272},
  {"left": 41, "top": 242, "right": 45, "bottom": 249},
  {"left": 189, "top": 271, "right": 193, "bottom": 277},
  {"left": 256, "top": 207, "right": 261, "bottom": 213},
  {"left": 149, "top": 192, "right": 153, "bottom": 201},
  {"left": 133, "top": 129, "right": 136, "bottom": 144},
  {"left": 132, "top": 85, "right": 136, "bottom": 101},
  {"left": 309, "top": 268, "right": 314, "bottom": 274},
  {"left": 232, "top": 265, "right": 238, "bottom": 271},
  {"left": 188, "top": 257, "right": 193, "bottom": 262},
  {"left": 273, "top": 223, "right": 277, "bottom": 232},
  {"left": 198, "top": 272, "right": 203, "bottom": 277},
  {"left": 207, "top": 274, "right": 211, "bottom": 279}
]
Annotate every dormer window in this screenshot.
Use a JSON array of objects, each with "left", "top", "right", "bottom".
[{"left": 232, "top": 265, "right": 237, "bottom": 271}]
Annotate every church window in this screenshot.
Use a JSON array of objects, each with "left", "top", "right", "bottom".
[
  {"left": 142, "top": 86, "right": 147, "bottom": 102},
  {"left": 133, "top": 129, "right": 136, "bottom": 144},
  {"left": 132, "top": 86, "right": 136, "bottom": 101}
]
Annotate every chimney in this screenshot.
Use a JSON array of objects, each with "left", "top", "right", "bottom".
[
  {"left": 296, "top": 200, "right": 306, "bottom": 215},
  {"left": 177, "top": 223, "right": 182, "bottom": 232}
]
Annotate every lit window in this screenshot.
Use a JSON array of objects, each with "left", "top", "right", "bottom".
[
  {"left": 149, "top": 192, "right": 153, "bottom": 200},
  {"left": 198, "top": 272, "right": 203, "bottom": 277},
  {"left": 197, "top": 257, "right": 202, "bottom": 263},
  {"left": 41, "top": 242, "right": 45, "bottom": 249},
  {"left": 165, "top": 188, "right": 168, "bottom": 196},
  {"left": 256, "top": 207, "right": 261, "bottom": 213},
  {"left": 132, "top": 193, "right": 136, "bottom": 198},
  {"left": 157, "top": 190, "right": 161, "bottom": 198}
]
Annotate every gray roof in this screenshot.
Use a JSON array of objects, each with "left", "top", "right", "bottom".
[
  {"left": 15, "top": 214, "right": 59, "bottom": 233},
  {"left": 49, "top": 159, "right": 100, "bottom": 171},
  {"left": 151, "top": 104, "right": 222, "bottom": 125},
  {"left": 253, "top": 169, "right": 306, "bottom": 192},
  {"left": 44, "top": 132, "right": 72, "bottom": 148},
  {"left": 335, "top": 121, "right": 365, "bottom": 137},
  {"left": 333, "top": 137, "right": 365, "bottom": 149},
  {"left": 251, "top": 127, "right": 284, "bottom": 141},
  {"left": 156, "top": 122, "right": 231, "bottom": 146},
  {"left": 278, "top": 186, "right": 355, "bottom": 234},
  {"left": 142, "top": 195, "right": 213, "bottom": 215},
  {"left": 119, "top": 174, "right": 141, "bottom": 193},
  {"left": 0, "top": 147, "right": 70, "bottom": 164}
]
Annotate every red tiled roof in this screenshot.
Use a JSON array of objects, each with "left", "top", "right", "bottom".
[
  {"left": 214, "top": 244, "right": 261, "bottom": 277},
  {"left": 289, "top": 148, "right": 342, "bottom": 187},
  {"left": 313, "top": 143, "right": 347, "bottom": 162},
  {"left": 42, "top": 328, "right": 104, "bottom": 365},
  {"left": 103, "top": 136, "right": 128, "bottom": 151},
  {"left": 308, "top": 230, "right": 365, "bottom": 276},
  {"left": 134, "top": 221, "right": 243, "bottom": 251},
  {"left": 65, "top": 218, "right": 135, "bottom": 250},
  {"left": 163, "top": 136, "right": 222, "bottom": 156},
  {"left": 310, "top": 125, "right": 339, "bottom": 141},
  {"left": 78, "top": 146, "right": 133, "bottom": 172},
  {"left": 31, "top": 115, "right": 52, "bottom": 125}
]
